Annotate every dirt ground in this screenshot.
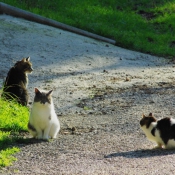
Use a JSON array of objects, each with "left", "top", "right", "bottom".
[{"left": 1, "top": 14, "right": 175, "bottom": 175}]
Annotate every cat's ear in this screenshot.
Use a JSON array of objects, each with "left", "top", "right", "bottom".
[
  {"left": 21, "top": 58, "right": 26, "bottom": 62},
  {"left": 142, "top": 114, "right": 146, "bottom": 118},
  {"left": 149, "top": 113, "right": 153, "bottom": 117},
  {"left": 47, "top": 90, "right": 53, "bottom": 96},
  {"left": 14, "top": 60, "right": 20, "bottom": 67},
  {"left": 35, "top": 88, "right": 40, "bottom": 94},
  {"left": 26, "top": 57, "right": 30, "bottom": 61}
]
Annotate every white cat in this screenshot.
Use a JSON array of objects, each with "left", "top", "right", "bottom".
[{"left": 28, "top": 88, "right": 60, "bottom": 140}]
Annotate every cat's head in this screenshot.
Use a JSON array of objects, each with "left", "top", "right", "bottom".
[
  {"left": 140, "top": 113, "right": 157, "bottom": 128},
  {"left": 34, "top": 88, "right": 53, "bottom": 105},
  {"left": 14, "top": 57, "right": 33, "bottom": 73}
]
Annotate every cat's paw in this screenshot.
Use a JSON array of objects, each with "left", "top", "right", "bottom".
[
  {"left": 153, "top": 145, "right": 163, "bottom": 149},
  {"left": 43, "top": 135, "right": 49, "bottom": 140},
  {"left": 36, "top": 135, "right": 43, "bottom": 139},
  {"left": 50, "top": 135, "right": 57, "bottom": 139}
]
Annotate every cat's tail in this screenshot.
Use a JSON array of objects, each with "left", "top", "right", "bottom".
[{"left": 28, "top": 122, "right": 37, "bottom": 138}]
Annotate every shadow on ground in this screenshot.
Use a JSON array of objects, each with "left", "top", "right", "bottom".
[{"left": 105, "top": 148, "right": 175, "bottom": 159}]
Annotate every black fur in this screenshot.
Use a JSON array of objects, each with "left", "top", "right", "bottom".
[
  {"left": 2, "top": 57, "right": 33, "bottom": 106},
  {"left": 34, "top": 88, "right": 52, "bottom": 104},
  {"left": 28, "top": 122, "right": 36, "bottom": 132},
  {"left": 151, "top": 127, "right": 156, "bottom": 136},
  {"left": 156, "top": 117, "right": 175, "bottom": 145},
  {"left": 140, "top": 113, "right": 157, "bottom": 128}
]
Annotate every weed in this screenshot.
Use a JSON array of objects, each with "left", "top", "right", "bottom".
[
  {"left": 0, "top": 147, "right": 19, "bottom": 167},
  {"left": 0, "top": 97, "right": 29, "bottom": 168},
  {"left": 83, "top": 106, "right": 91, "bottom": 110}
]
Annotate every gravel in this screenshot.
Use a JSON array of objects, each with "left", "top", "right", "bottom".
[{"left": 1, "top": 14, "right": 175, "bottom": 175}]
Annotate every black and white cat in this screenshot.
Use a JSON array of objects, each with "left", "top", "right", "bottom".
[
  {"left": 140, "top": 113, "right": 175, "bottom": 149},
  {"left": 2, "top": 57, "right": 33, "bottom": 106},
  {"left": 28, "top": 88, "right": 60, "bottom": 140}
]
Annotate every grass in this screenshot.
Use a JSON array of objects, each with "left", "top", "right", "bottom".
[
  {"left": 0, "top": 97, "right": 29, "bottom": 168},
  {"left": 1, "top": 0, "right": 175, "bottom": 58}
]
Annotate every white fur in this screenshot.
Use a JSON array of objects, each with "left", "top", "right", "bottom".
[
  {"left": 170, "top": 118, "right": 175, "bottom": 125},
  {"left": 28, "top": 96, "right": 60, "bottom": 140},
  {"left": 141, "top": 118, "right": 175, "bottom": 149},
  {"left": 141, "top": 122, "right": 163, "bottom": 148},
  {"left": 165, "top": 140, "right": 175, "bottom": 149}
]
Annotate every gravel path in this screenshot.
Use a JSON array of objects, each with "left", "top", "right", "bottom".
[{"left": 1, "top": 14, "right": 175, "bottom": 175}]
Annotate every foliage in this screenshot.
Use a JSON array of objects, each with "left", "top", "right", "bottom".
[
  {"left": 1, "top": 0, "right": 175, "bottom": 57},
  {"left": 0, "top": 98, "right": 29, "bottom": 131},
  {"left": 0, "top": 147, "right": 19, "bottom": 167},
  {"left": 0, "top": 98, "right": 29, "bottom": 168}
]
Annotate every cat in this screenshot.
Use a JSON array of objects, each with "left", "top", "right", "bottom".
[
  {"left": 140, "top": 113, "right": 175, "bottom": 149},
  {"left": 2, "top": 57, "right": 33, "bottom": 106},
  {"left": 28, "top": 88, "right": 60, "bottom": 140}
]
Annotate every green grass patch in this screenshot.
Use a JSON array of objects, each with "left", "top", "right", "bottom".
[
  {"left": 0, "top": 99, "right": 28, "bottom": 131},
  {"left": 0, "top": 97, "right": 29, "bottom": 168},
  {"left": 1, "top": 0, "right": 175, "bottom": 57},
  {"left": 0, "top": 145, "right": 19, "bottom": 167}
]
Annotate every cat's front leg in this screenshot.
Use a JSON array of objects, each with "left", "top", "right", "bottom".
[
  {"left": 37, "top": 134, "right": 43, "bottom": 139},
  {"left": 49, "top": 123, "right": 60, "bottom": 139},
  {"left": 36, "top": 129, "right": 43, "bottom": 139},
  {"left": 154, "top": 143, "right": 163, "bottom": 149},
  {"left": 43, "top": 127, "right": 51, "bottom": 140}
]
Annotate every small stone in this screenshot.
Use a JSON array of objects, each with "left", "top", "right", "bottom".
[
  {"left": 72, "top": 127, "right": 76, "bottom": 131},
  {"left": 125, "top": 77, "right": 130, "bottom": 81}
]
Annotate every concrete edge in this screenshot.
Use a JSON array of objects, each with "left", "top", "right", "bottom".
[{"left": 0, "top": 2, "right": 116, "bottom": 45}]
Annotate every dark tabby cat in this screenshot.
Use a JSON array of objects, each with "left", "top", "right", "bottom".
[
  {"left": 140, "top": 113, "right": 175, "bottom": 149},
  {"left": 2, "top": 57, "right": 33, "bottom": 106}
]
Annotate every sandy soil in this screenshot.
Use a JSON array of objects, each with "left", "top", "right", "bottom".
[{"left": 1, "top": 14, "right": 175, "bottom": 175}]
